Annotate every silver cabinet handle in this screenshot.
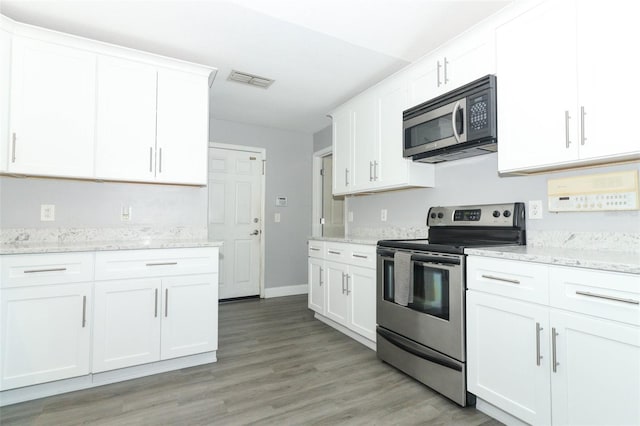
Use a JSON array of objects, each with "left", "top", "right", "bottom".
[
  {"left": 146, "top": 262, "right": 178, "bottom": 267},
  {"left": 154, "top": 288, "right": 158, "bottom": 318},
  {"left": 552, "top": 327, "right": 559, "bottom": 373},
  {"left": 341, "top": 272, "right": 346, "bottom": 294},
  {"left": 328, "top": 250, "right": 341, "bottom": 255},
  {"left": 575, "top": 290, "right": 639, "bottom": 305},
  {"left": 159, "top": 147, "right": 163, "bottom": 173},
  {"left": 165, "top": 289, "right": 169, "bottom": 317},
  {"left": 352, "top": 254, "right": 368, "bottom": 259},
  {"left": 345, "top": 168, "right": 349, "bottom": 186},
  {"left": 481, "top": 274, "right": 520, "bottom": 285},
  {"left": 443, "top": 57, "right": 449, "bottom": 84},
  {"left": 564, "top": 110, "right": 571, "bottom": 148},
  {"left": 149, "top": 147, "right": 153, "bottom": 172},
  {"left": 319, "top": 267, "right": 323, "bottom": 287},
  {"left": 436, "top": 60, "right": 442, "bottom": 87},
  {"left": 536, "top": 322, "right": 543, "bottom": 366},
  {"left": 345, "top": 274, "right": 350, "bottom": 295},
  {"left": 369, "top": 161, "right": 372, "bottom": 182},
  {"left": 580, "top": 106, "right": 586, "bottom": 145},
  {"left": 373, "top": 161, "right": 378, "bottom": 181},
  {"left": 24, "top": 267, "right": 67, "bottom": 274},
  {"left": 82, "top": 295, "right": 87, "bottom": 328},
  {"left": 309, "top": 247, "right": 320, "bottom": 251},
  {"left": 11, "top": 132, "right": 16, "bottom": 163}
]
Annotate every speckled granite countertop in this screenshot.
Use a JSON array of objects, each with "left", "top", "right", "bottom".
[
  {"left": 0, "top": 239, "right": 223, "bottom": 255},
  {"left": 465, "top": 245, "right": 640, "bottom": 274},
  {"left": 308, "top": 236, "right": 379, "bottom": 246}
]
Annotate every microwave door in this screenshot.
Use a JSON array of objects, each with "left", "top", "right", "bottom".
[
  {"left": 403, "top": 99, "right": 466, "bottom": 157},
  {"left": 452, "top": 99, "right": 467, "bottom": 144}
]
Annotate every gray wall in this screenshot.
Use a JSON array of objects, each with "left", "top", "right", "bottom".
[
  {"left": 0, "top": 177, "right": 207, "bottom": 228},
  {"left": 210, "top": 118, "right": 313, "bottom": 289},
  {"left": 347, "top": 153, "right": 640, "bottom": 233},
  {"left": 313, "top": 125, "right": 332, "bottom": 152}
]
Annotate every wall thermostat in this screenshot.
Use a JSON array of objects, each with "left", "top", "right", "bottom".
[{"left": 275, "top": 196, "right": 288, "bottom": 207}]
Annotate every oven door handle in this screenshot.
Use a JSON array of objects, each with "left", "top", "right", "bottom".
[
  {"left": 411, "top": 254, "right": 460, "bottom": 265},
  {"left": 377, "top": 249, "right": 396, "bottom": 257},
  {"left": 377, "top": 328, "right": 462, "bottom": 372}
]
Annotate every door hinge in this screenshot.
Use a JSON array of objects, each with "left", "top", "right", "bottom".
[
  {"left": 320, "top": 218, "right": 326, "bottom": 225},
  {"left": 320, "top": 168, "right": 325, "bottom": 176}
]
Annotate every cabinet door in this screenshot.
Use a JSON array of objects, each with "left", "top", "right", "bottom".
[
  {"left": 0, "top": 283, "right": 91, "bottom": 390},
  {"left": 331, "top": 107, "right": 352, "bottom": 195},
  {"left": 308, "top": 257, "right": 325, "bottom": 314},
  {"left": 446, "top": 35, "right": 495, "bottom": 89},
  {"left": 347, "top": 266, "right": 376, "bottom": 342},
  {"left": 0, "top": 28, "right": 10, "bottom": 172},
  {"left": 156, "top": 69, "right": 209, "bottom": 185},
  {"left": 576, "top": 1, "right": 640, "bottom": 160},
  {"left": 408, "top": 57, "right": 440, "bottom": 107},
  {"left": 9, "top": 37, "right": 96, "bottom": 178},
  {"left": 466, "top": 291, "right": 551, "bottom": 425},
  {"left": 550, "top": 310, "right": 640, "bottom": 426},
  {"left": 375, "top": 76, "right": 409, "bottom": 188},
  {"left": 324, "top": 261, "right": 349, "bottom": 326},
  {"left": 95, "top": 56, "right": 158, "bottom": 182},
  {"left": 351, "top": 94, "right": 377, "bottom": 190},
  {"left": 496, "top": 0, "right": 578, "bottom": 173},
  {"left": 161, "top": 274, "right": 218, "bottom": 359},
  {"left": 92, "top": 279, "right": 161, "bottom": 373}
]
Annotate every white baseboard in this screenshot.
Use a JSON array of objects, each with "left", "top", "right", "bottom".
[
  {"left": 264, "top": 284, "right": 308, "bottom": 298},
  {"left": 314, "top": 313, "right": 376, "bottom": 351}
]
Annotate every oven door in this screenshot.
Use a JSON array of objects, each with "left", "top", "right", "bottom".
[
  {"left": 403, "top": 98, "right": 467, "bottom": 158},
  {"left": 377, "top": 249, "right": 465, "bottom": 361}
]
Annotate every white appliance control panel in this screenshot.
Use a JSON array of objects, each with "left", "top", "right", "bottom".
[{"left": 548, "top": 170, "right": 639, "bottom": 212}]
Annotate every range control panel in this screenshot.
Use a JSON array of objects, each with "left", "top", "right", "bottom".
[{"left": 428, "top": 203, "right": 525, "bottom": 227}]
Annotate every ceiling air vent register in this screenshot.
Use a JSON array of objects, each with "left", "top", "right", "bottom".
[{"left": 228, "top": 70, "right": 275, "bottom": 89}]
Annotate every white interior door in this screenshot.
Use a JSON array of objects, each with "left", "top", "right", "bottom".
[{"left": 208, "top": 147, "right": 263, "bottom": 299}]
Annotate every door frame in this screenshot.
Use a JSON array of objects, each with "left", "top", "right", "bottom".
[
  {"left": 312, "top": 146, "right": 348, "bottom": 238},
  {"left": 208, "top": 142, "right": 266, "bottom": 298}
]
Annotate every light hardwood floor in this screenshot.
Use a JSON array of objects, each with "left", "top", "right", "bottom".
[{"left": 0, "top": 295, "right": 502, "bottom": 425}]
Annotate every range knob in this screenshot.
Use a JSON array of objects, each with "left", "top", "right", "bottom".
[
  {"left": 437, "top": 212, "right": 444, "bottom": 219},
  {"left": 503, "top": 210, "right": 512, "bottom": 218},
  {"left": 492, "top": 210, "right": 501, "bottom": 218},
  {"left": 430, "top": 212, "right": 437, "bottom": 219}
]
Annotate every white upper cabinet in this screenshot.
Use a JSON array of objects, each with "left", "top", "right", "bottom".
[
  {"left": 330, "top": 74, "right": 434, "bottom": 196},
  {"left": 9, "top": 37, "right": 96, "bottom": 178},
  {"left": 95, "top": 56, "right": 158, "bottom": 182},
  {"left": 408, "top": 27, "right": 495, "bottom": 108},
  {"left": 497, "top": 0, "right": 640, "bottom": 173},
  {"left": 156, "top": 69, "right": 210, "bottom": 185},
  {"left": 0, "top": 16, "right": 215, "bottom": 185}
]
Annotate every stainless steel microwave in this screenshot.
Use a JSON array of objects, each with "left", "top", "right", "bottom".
[{"left": 403, "top": 75, "right": 497, "bottom": 163}]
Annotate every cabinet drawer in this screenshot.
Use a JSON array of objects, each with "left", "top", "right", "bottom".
[
  {"left": 308, "top": 240, "right": 324, "bottom": 259},
  {"left": 95, "top": 247, "right": 218, "bottom": 280},
  {"left": 325, "top": 242, "right": 349, "bottom": 262},
  {"left": 348, "top": 244, "right": 376, "bottom": 269},
  {"left": 0, "top": 252, "right": 94, "bottom": 288},
  {"left": 550, "top": 266, "right": 640, "bottom": 326},
  {"left": 467, "top": 256, "right": 549, "bottom": 304}
]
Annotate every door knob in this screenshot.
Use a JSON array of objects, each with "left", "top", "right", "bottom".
[{"left": 250, "top": 230, "right": 260, "bottom": 236}]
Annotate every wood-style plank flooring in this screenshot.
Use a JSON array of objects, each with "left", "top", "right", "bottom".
[{"left": 0, "top": 295, "right": 502, "bottom": 425}]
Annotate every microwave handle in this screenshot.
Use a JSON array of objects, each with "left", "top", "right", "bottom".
[{"left": 452, "top": 101, "right": 462, "bottom": 143}]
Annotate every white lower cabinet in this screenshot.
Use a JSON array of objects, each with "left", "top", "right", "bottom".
[
  {"left": 0, "top": 282, "right": 92, "bottom": 391},
  {"left": 467, "top": 256, "right": 640, "bottom": 426},
  {"left": 307, "top": 240, "right": 376, "bottom": 346}
]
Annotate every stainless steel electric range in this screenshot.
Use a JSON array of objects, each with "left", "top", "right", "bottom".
[{"left": 376, "top": 203, "right": 526, "bottom": 406}]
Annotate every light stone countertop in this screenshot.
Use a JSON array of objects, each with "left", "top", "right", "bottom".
[
  {"left": 0, "top": 239, "right": 223, "bottom": 255},
  {"left": 308, "top": 236, "right": 379, "bottom": 246},
  {"left": 465, "top": 245, "right": 640, "bottom": 274}
]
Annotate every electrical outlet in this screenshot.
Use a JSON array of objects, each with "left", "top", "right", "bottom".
[
  {"left": 381, "top": 209, "right": 388, "bottom": 222},
  {"left": 120, "top": 206, "right": 132, "bottom": 222},
  {"left": 40, "top": 204, "right": 55, "bottom": 221},
  {"left": 529, "top": 200, "right": 543, "bottom": 219},
  {"left": 274, "top": 212, "right": 281, "bottom": 223}
]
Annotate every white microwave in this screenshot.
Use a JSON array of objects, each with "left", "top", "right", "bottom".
[{"left": 403, "top": 75, "right": 497, "bottom": 163}]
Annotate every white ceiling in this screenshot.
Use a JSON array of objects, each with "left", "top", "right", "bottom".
[{"left": 0, "top": 0, "right": 511, "bottom": 134}]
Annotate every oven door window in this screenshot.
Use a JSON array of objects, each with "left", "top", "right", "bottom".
[
  {"left": 383, "top": 258, "right": 394, "bottom": 302},
  {"left": 405, "top": 109, "right": 463, "bottom": 149},
  {"left": 410, "top": 263, "right": 450, "bottom": 320}
]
